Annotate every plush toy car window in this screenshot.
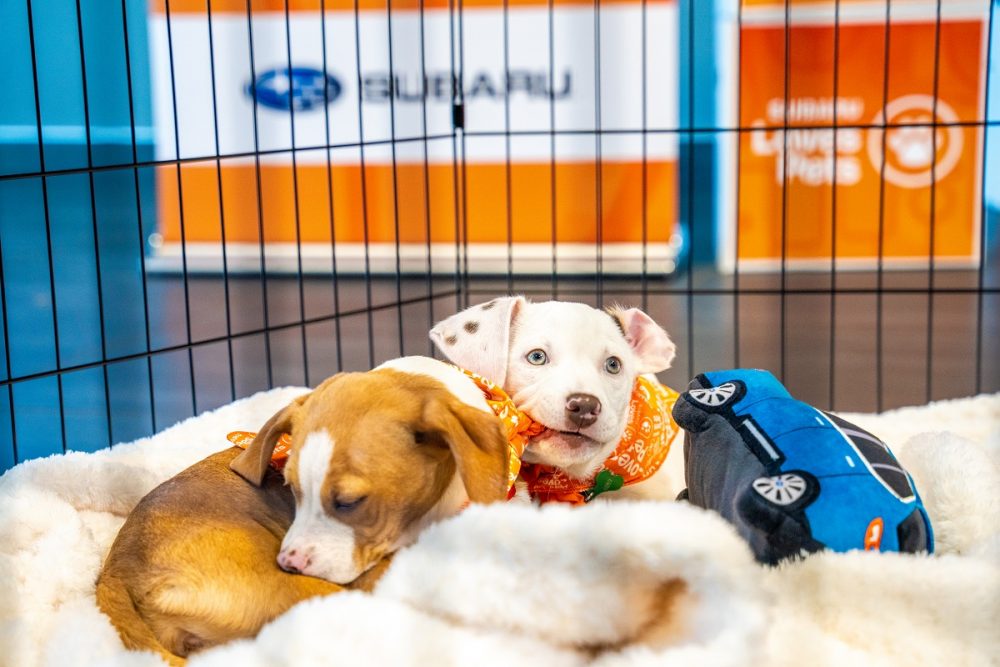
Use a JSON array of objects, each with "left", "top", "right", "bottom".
[{"left": 672, "top": 369, "right": 934, "bottom": 564}]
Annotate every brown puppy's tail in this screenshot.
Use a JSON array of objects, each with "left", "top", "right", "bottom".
[{"left": 95, "top": 573, "right": 184, "bottom": 666}]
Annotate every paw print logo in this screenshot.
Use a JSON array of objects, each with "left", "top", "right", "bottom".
[
  {"left": 867, "top": 95, "right": 962, "bottom": 189},
  {"left": 887, "top": 118, "right": 938, "bottom": 169}
]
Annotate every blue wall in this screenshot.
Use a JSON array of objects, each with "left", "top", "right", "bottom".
[
  {"left": 0, "top": 0, "right": 153, "bottom": 167},
  {"left": 0, "top": 0, "right": 157, "bottom": 468}
]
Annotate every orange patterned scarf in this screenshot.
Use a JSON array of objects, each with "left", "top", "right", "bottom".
[
  {"left": 229, "top": 370, "right": 680, "bottom": 505},
  {"left": 460, "top": 369, "right": 681, "bottom": 505},
  {"left": 456, "top": 368, "right": 546, "bottom": 498}
]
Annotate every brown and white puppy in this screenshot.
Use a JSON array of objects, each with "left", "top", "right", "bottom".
[
  {"left": 431, "top": 297, "right": 680, "bottom": 500},
  {"left": 96, "top": 357, "right": 508, "bottom": 665}
]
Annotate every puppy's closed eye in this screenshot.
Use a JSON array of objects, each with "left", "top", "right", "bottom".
[{"left": 332, "top": 496, "right": 366, "bottom": 513}]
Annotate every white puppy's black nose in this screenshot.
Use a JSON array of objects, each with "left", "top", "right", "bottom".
[{"left": 566, "top": 393, "right": 601, "bottom": 428}]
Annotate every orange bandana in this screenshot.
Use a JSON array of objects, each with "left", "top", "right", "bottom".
[
  {"left": 458, "top": 369, "right": 681, "bottom": 505},
  {"left": 514, "top": 376, "right": 681, "bottom": 504},
  {"left": 228, "top": 370, "right": 680, "bottom": 505},
  {"left": 457, "top": 368, "right": 547, "bottom": 497}
]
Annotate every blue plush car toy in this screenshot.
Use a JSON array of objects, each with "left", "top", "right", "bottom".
[{"left": 672, "top": 369, "right": 933, "bottom": 564}]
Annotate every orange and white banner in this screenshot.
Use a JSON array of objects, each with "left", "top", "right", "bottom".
[
  {"left": 718, "top": 0, "right": 988, "bottom": 272},
  {"left": 148, "top": 0, "right": 679, "bottom": 274}
]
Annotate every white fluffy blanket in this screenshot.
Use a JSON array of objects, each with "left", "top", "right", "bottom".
[{"left": 1, "top": 390, "right": 998, "bottom": 667}]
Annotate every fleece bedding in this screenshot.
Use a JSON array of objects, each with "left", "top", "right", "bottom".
[{"left": 0, "top": 389, "right": 997, "bottom": 667}]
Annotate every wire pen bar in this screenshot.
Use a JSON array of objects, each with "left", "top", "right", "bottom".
[
  {"left": 164, "top": 0, "right": 200, "bottom": 414},
  {"left": 594, "top": 0, "right": 604, "bottom": 307},
  {"left": 828, "top": 0, "right": 841, "bottom": 410},
  {"left": 320, "top": 0, "right": 346, "bottom": 372},
  {"left": 75, "top": 0, "right": 115, "bottom": 447},
  {"left": 0, "top": 208, "right": 15, "bottom": 463},
  {"left": 733, "top": 0, "right": 744, "bottom": 371},
  {"left": 417, "top": 0, "right": 438, "bottom": 357},
  {"left": 24, "top": 0, "right": 70, "bottom": 454},
  {"left": 446, "top": 0, "right": 463, "bottom": 319},
  {"left": 281, "top": 0, "right": 313, "bottom": 383},
  {"left": 384, "top": 0, "right": 407, "bottom": 358},
  {"left": 684, "top": 0, "right": 695, "bottom": 384},
  {"left": 548, "top": 0, "right": 559, "bottom": 299},
  {"left": 875, "top": 0, "right": 893, "bottom": 413},
  {"left": 205, "top": 0, "right": 238, "bottom": 402},
  {"left": 243, "top": 0, "right": 275, "bottom": 389},
  {"left": 121, "top": 0, "right": 160, "bottom": 431},
  {"left": 976, "top": 0, "right": 996, "bottom": 396},
  {"left": 503, "top": 0, "right": 514, "bottom": 293},
  {"left": 352, "top": 0, "right": 377, "bottom": 369}
]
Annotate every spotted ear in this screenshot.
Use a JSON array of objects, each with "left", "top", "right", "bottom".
[
  {"left": 609, "top": 306, "right": 676, "bottom": 374},
  {"left": 429, "top": 296, "right": 526, "bottom": 387}
]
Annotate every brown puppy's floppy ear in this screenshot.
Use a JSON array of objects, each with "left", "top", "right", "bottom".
[
  {"left": 229, "top": 374, "right": 346, "bottom": 485},
  {"left": 230, "top": 393, "right": 309, "bottom": 486},
  {"left": 422, "top": 397, "right": 509, "bottom": 504}
]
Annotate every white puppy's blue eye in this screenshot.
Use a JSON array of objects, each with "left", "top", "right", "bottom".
[
  {"left": 526, "top": 349, "right": 548, "bottom": 365},
  {"left": 604, "top": 356, "right": 622, "bottom": 374}
]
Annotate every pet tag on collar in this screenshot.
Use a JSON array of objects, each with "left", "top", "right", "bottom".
[{"left": 582, "top": 469, "right": 625, "bottom": 502}]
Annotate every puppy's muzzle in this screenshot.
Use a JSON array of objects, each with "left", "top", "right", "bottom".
[{"left": 566, "top": 393, "right": 601, "bottom": 428}]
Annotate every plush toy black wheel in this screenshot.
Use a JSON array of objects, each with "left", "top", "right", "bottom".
[
  {"left": 751, "top": 473, "right": 809, "bottom": 506},
  {"left": 687, "top": 382, "right": 740, "bottom": 409}
]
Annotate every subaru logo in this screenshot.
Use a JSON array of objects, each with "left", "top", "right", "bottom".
[{"left": 246, "top": 67, "right": 342, "bottom": 112}]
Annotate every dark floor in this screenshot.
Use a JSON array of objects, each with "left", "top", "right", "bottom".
[{"left": 2, "top": 265, "right": 997, "bottom": 471}]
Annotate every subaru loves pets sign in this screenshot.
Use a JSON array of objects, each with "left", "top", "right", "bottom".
[{"left": 718, "top": 0, "right": 988, "bottom": 271}]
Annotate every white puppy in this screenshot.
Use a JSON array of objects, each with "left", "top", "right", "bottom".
[{"left": 430, "top": 296, "right": 683, "bottom": 502}]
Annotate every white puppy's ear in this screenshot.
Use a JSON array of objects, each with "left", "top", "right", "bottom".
[
  {"left": 430, "top": 296, "right": 526, "bottom": 386},
  {"left": 610, "top": 307, "right": 676, "bottom": 374}
]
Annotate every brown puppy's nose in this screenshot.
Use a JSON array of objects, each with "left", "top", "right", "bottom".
[
  {"left": 277, "top": 548, "right": 310, "bottom": 574},
  {"left": 566, "top": 393, "right": 601, "bottom": 428}
]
